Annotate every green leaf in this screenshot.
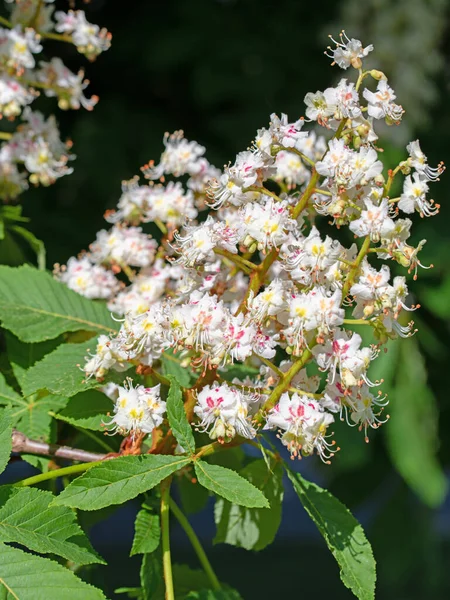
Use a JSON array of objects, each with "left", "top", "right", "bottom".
[
  {"left": 0, "top": 265, "right": 118, "bottom": 342},
  {"left": 22, "top": 340, "right": 132, "bottom": 400},
  {"left": 0, "top": 205, "right": 29, "bottom": 224},
  {"left": 0, "top": 373, "right": 67, "bottom": 440},
  {"left": 287, "top": 469, "right": 376, "bottom": 600},
  {"left": 166, "top": 376, "right": 195, "bottom": 455},
  {"left": 171, "top": 565, "right": 212, "bottom": 599},
  {"left": 0, "top": 486, "right": 104, "bottom": 565},
  {"left": 53, "top": 455, "right": 191, "bottom": 510},
  {"left": 5, "top": 332, "right": 62, "bottom": 390},
  {"left": 114, "top": 588, "right": 142, "bottom": 599},
  {"left": 0, "top": 373, "right": 20, "bottom": 407},
  {"left": 161, "top": 349, "right": 195, "bottom": 388},
  {"left": 194, "top": 461, "right": 269, "bottom": 509},
  {"left": 140, "top": 551, "right": 163, "bottom": 600},
  {"left": 54, "top": 390, "right": 112, "bottom": 431},
  {"left": 214, "top": 458, "right": 283, "bottom": 551},
  {"left": 21, "top": 454, "right": 52, "bottom": 473},
  {"left": 117, "top": 564, "right": 229, "bottom": 600},
  {"left": 21, "top": 340, "right": 102, "bottom": 398},
  {"left": 130, "top": 509, "right": 160, "bottom": 556},
  {"left": 0, "top": 543, "right": 106, "bottom": 600},
  {"left": 185, "top": 590, "right": 243, "bottom": 600},
  {"left": 0, "top": 408, "right": 12, "bottom": 476},
  {"left": 177, "top": 471, "right": 209, "bottom": 515},
  {"left": 9, "top": 225, "right": 46, "bottom": 271},
  {"left": 382, "top": 339, "right": 447, "bottom": 507}
]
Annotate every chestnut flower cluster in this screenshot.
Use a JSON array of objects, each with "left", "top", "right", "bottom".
[
  {"left": 57, "top": 33, "right": 443, "bottom": 462},
  {"left": 0, "top": 0, "right": 110, "bottom": 200}
]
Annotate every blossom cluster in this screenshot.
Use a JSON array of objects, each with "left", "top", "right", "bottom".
[
  {"left": 0, "top": 0, "right": 110, "bottom": 200},
  {"left": 58, "top": 33, "right": 443, "bottom": 462}
]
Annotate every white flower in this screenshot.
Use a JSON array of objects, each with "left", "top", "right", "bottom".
[
  {"left": 349, "top": 198, "right": 395, "bottom": 241},
  {"left": 241, "top": 197, "right": 293, "bottom": 250},
  {"left": 173, "top": 217, "right": 216, "bottom": 267},
  {"left": 55, "top": 256, "right": 120, "bottom": 299},
  {"left": 0, "top": 75, "right": 34, "bottom": 117},
  {"left": 406, "top": 140, "right": 444, "bottom": 182},
  {"left": 55, "top": 10, "right": 111, "bottom": 59},
  {"left": 363, "top": 80, "right": 404, "bottom": 123},
  {"left": 264, "top": 392, "right": 335, "bottom": 461},
  {"left": 142, "top": 130, "right": 205, "bottom": 179},
  {"left": 304, "top": 89, "right": 337, "bottom": 124},
  {"left": 84, "top": 335, "right": 129, "bottom": 380},
  {"left": 347, "top": 384, "right": 388, "bottom": 442},
  {"left": 274, "top": 150, "right": 309, "bottom": 187},
  {"left": 36, "top": 58, "right": 98, "bottom": 111},
  {"left": 105, "top": 380, "right": 166, "bottom": 436},
  {"left": 326, "top": 31, "right": 373, "bottom": 69},
  {"left": 90, "top": 225, "right": 157, "bottom": 268},
  {"left": 0, "top": 26, "right": 42, "bottom": 71},
  {"left": 194, "top": 382, "right": 260, "bottom": 442},
  {"left": 247, "top": 279, "right": 288, "bottom": 322},
  {"left": 399, "top": 173, "right": 438, "bottom": 217},
  {"left": 268, "top": 112, "right": 308, "bottom": 150}
]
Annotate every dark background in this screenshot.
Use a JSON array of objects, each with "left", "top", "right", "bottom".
[{"left": 2, "top": 0, "right": 450, "bottom": 598}]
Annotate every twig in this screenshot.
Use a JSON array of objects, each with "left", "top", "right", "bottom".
[{"left": 11, "top": 429, "right": 107, "bottom": 463}]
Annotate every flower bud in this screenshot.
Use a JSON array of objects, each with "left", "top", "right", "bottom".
[{"left": 369, "top": 69, "right": 387, "bottom": 81}]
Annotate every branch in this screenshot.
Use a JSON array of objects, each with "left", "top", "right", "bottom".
[{"left": 11, "top": 429, "right": 107, "bottom": 463}]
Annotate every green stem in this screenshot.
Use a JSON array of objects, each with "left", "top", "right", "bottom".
[
  {"left": 155, "top": 219, "right": 168, "bottom": 235},
  {"left": 13, "top": 460, "right": 103, "bottom": 488},
  {"left": 343, "top": 318, "right": 372, "bottom": 326},
  {"left": 342, "top": 235, "right": 371, "bottom": 298},
  {"left": 40, "top": 31, "right": 73, "bottom": 44},
  {"left": 213, "top": 247, "right": 258, "bottom": 274},
  {"left": 160, "top": 479, "right": 175, "bottom": 600},
  {"left": 0, "top": 132, "right": 12, "bottom": 141},
  {"left": 291, "top": 169, "right": 319, "bottom": 219},
  {"left": 245, "top": 185, "right": 283, "bottom": 203},
  {"left": 169, "top": 499, "right": 221, "bottom": 591},
  {"left": 256, "top": 346, "right": 315, "bottom": 421},
  {"left": 288, "top": 387, "right": 322, "bottom": 399},
  {"left": 277, "top": 146, "right": 316, "bottom": 167},
  {"left": 0, "top": 15, "right": 12, "bottom": 28},
  {"left": 256, "top": 354, "right": 284, "bottom": 377}
]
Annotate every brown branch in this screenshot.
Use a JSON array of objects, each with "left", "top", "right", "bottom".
[{"left": 11, "top": 430, "right": 107, "bottom": 463}]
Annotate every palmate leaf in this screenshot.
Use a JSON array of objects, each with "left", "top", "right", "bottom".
[
  {"left": 0, "top": 543, "right": 106, "bottom": 600},
  {"left": 0, "top": 487, "right": 104, "bottom": 565},
  {"left": 21, "top": 340, "right": 103, "bottom": 398},
  {"left": 0, "top": 265, "right": 118, "bottom": 342},
  {"left": 185, "top": 591, "right": 243, "bottom": 600},
  {"left": 214, "top": 458, "right": 283, "bottom": 551},
  {"left": 140, "top": 550, "right": 163, "bottom": 600},
  {"left": 177, "top": 471, "right": 210, "bottom": 515},
  {"left": 53, "top": 455, "right": 191, "bottom": 510},
  {"left": 377, "top": 338, "right": 447, "bottom": 507},
  {"left": 287, "top": 469, "right": 376, "bottom": 600},
  {"left": 5, "top": 332, "right": 63, "bottom": 390},
  {"left": 194, "top": 461, "right": 269, "bottom": 508},
  {"left": 166, "top": 376, "right": 195, "bottom": 455},
  {"left": 119, "top": 563, "right": 226, "bottom": 600},
  {"left": 161, "top": 349, "right": 195, "bottom": 388},
  {"left": 9, "top": 225, "right": 46, "bottom": 271},
  {"left": 53, "top": 390, "right": 112, "bottom": 431},
  {"left": 21, "top": 340, "right": 133, "bottom": 400},
  {"left": 0, "top": 409, "right": 12, "bottom": 476},
  {"left": 0, "top": 372, "right": 67, "bottom": 441},
  {"left": 130, "top": 509, "right": 160, "bottom": 556}
]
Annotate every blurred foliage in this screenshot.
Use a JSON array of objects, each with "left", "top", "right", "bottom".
[{"left": 1, "top": 0, "right": 450, "bottom": 598}]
